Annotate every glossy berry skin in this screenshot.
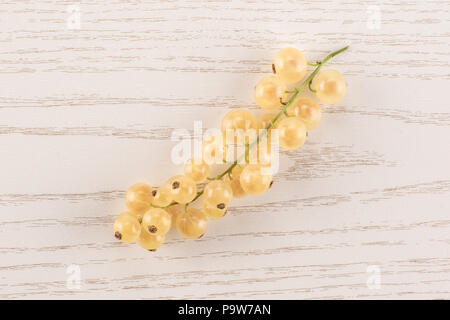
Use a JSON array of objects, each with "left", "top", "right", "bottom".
[
  {"left": 141, "top": 208, "right": 172, "bottom": 236},
  {"left": 312, "top": 69, "right": 347, "bottom": 105},
  {"left": 176, "top": 208, "right": 208, "bottom": 239},
  {"left": 113, "top": 212, "right": 141, "bottom": 243},
  {"left": 244, "top": 129, "right": 273, "bottom": 166},
  {"left": 202, "top": 200, "right": 227, "bottom": 219},
  {"left": 137, "top": 230, "right": 165, "bottom": 251},
  {"left": 221, "top": 110, "right": 258, "bottom": 162},
  {"left": 258, "top": 113, "right": 279, "bottom": 130},
  {"left": 184, "top": 158, "right": 210, "bottom": 183},
  {"left": 202, "top": 134, "right": 225, "bottom": 165},
  {"left": 277, "top": 117, "right": 307, "bottom": 150},
  {"left": 151, "top": 186, "right": 173, "bottom": 207},
  {"left": 254, "top": 113, "right": 278, "bottom": 166},
  {"left": 254, "top": 76, "right": 286, "bottom": 110},
  {"left": 203, "top": 180, "right": 233, "bottom": 207},
  {"left": 224, "top": 166, "right": 246, "bottom": 198},
  {"left": 287, "top": 97, "right": 321, "bottom": 130},
  {"left": 166, "top": 175, "right": 197, "bottom": 204},
  {"left": 166, "top": 205, "right": 183, "bottom": 229},
  {"left": 239, "top": 164, "right": 273, "bottom": 196},
  {"left": 273, "top": 47, "right": 307, "bottom": 83},
  {"left": 125, "top": 183, "right": 154, "bottom": 216},
  {"left": 221, "top": 109, "right": 258, "bottom": 133},
  {"left": 257, "top": 139, "right": 273, "bottom": 166}
]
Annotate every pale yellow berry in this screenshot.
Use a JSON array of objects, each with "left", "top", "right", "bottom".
[
  {"left": 203, "top": 180, "right": 233, "bottom": 207},
  {"left": 239, "top": 164, "right": 273, "bottom": 196},
  {"left": 176, "top": 208, "right": 208, "bottom": 239},
  {"left": 221, "top": 109, "right": 258, "bottom": 133},
  {"left": 184, "top": 158, "right": 210, "bottom": 183},
  {"left": 141, "top": 208, "right": 172, "bottom": 236},
  {"left": 254, "top": 76, "right": 286, "bottom": 110},
  {"left": 245, "top": 134, "right": 273, "bottom": 166},
  {"left": 258, "top": 113, "right": 279, "bottom": 130},
  {"left": 221, "top": 110, "right": 258, "bottom": 162},
  {"left": 113, "top": 212, "right": 141, "bottom": 243},
  {"left": 277, "top": 117, "right": 307, "bottom": 150},
  {"left": 151, "top": 186, "right": 173, "bottom": 207},
  {"left": 137, "top": 230, "right": 165, "bottom": 251},
  {"left": 166, "top": 205, "right": 183, "bottom": 229},
  {"left": 202, "top": 134, "right": 226, "bottom": 164},
  {"left": 125, "top": 183, "right": 154, "bottom": 216},
  {"left": 224, "top": 166, "right": 247, "bottom": 198},
  {"left": 273, "top": 47, "right": 307, "bottom": 83},
  {"left": 258, "top": 139, "right": 273, "bottom": 166},
  {"left": 166, "top": 175, "right": 197, "bottom": 204},
  {"left": 202, "top": 200, "right": 227, "bottom": 219},
  {"left": 287, "top": 96, "right": 321, "bottom": 130},
  {"left": 312, "top": 69, "right": 347, "bottom": 105}
]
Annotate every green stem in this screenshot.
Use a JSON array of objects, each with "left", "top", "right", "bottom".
[
  {"left": 308, "top": 80, "right": 316, "bottom": 93},
  {"left": 170, "top": 45, "right": 348, "bottom": 210}
]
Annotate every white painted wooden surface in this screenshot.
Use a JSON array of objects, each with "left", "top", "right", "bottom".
[{"left": 0, "top": 0, "right": 449, "bottom": 299}]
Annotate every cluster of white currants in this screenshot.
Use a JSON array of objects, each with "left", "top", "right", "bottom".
[{"left": 113, "top": 46, "right": 348, "bottom": 251}]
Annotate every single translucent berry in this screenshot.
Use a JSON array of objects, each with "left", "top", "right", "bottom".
[
  {"left": 125, "top": 183, "right": 154, "bottom": 216},
  {"left": 203, "top": 180, "right": 233, "bottom": 207},
  {"left": 287, "top": 96, "right": 322, "bottom": 130},
  {"left": 113, "top": 212, "right": 141, "bottom": 243},
  {"left": 311, "top": 69, "right": 346, "bottom": 105},
  {"left": 137, "top": 230, "right": 165, "bottom": 251},
  {"left": 277, "top": 117, "right": 307, "bottom": 150},
  {"left": 221, "top": 109, "right": 258, "bottom": 133},
  {"left": 254, "top": 76, "right": 286, "bottom": 110},
  {"left": 258, "top": 112, "right": 280, "bottom": 130},
  {"left": 239, "top": 164, "right": 273, "bottom": 196},
  {"left": 141, "top": 208, "right": 172, "bottom": 236},
  {"left": 202, "top": 133, "right": 226, "bottom": 164},
  {"left": 176, "top": 208, "right": 208, "bottom": 239},
  {"left": 166, "top": 205, "right": 183, "bottom": 229},
  {"left": 224, "top": 166, "right": 247, "bottom": 198},
  {"left": 166, "top": 175, "right": 197, "bottom": 204},
  {"left": 151, "top": 186, "right": 173, "bottom": 207},
  {"left": 202, "top": 200, "right": 227, "bottom": 219},
  {"left": 273, "top": 47, "right": 307, "bottom": 83},
  {"left": 184, "top": 158, "right": 210, "bottom": 183}
]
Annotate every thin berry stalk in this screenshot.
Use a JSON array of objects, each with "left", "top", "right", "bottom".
[{"left": 171, "top": 45, "right": 349, "bottom": 209}]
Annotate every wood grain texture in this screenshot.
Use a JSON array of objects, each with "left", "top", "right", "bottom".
[{"left": 0, "top": 0, "right": 449, "bottom": 299}]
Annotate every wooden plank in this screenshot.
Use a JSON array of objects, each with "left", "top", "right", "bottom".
[{"left": 0, "top": 0, "right": 449, "bottom": 299}]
